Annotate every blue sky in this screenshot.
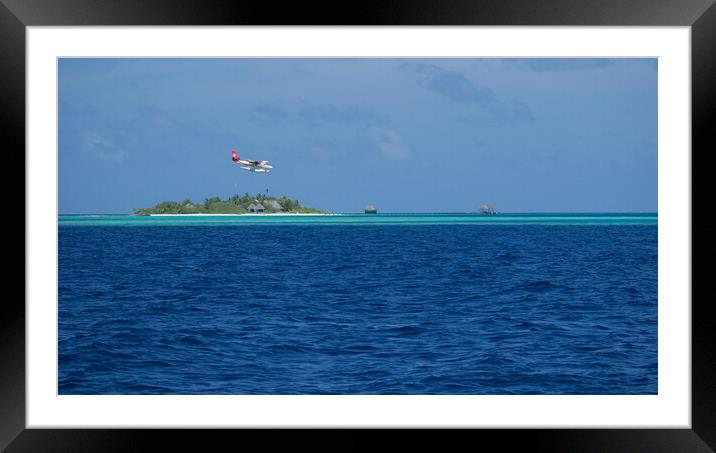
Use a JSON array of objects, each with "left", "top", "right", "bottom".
[{"left": 58, "top": 58, "right": 657, "bottom": 214}]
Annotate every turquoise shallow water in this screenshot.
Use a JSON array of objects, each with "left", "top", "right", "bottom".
[{"left": 59, "top": 213, "right": 657, "bottom": 227}]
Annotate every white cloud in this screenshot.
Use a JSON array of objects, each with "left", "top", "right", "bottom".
[
  {"left": 83, "top": 133, "right": 127, "bottom": 162},
  {"left": 371, "top": 128, "right": 411, "bottom": 160}
]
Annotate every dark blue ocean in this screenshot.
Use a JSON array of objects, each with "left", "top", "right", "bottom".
[{"left": 58, "top": 214, "right": 657, "bottom": 394}]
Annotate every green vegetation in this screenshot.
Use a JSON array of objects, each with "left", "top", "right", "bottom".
[{"left": 133, "top": 193, "right": 327, "bottom": 215}]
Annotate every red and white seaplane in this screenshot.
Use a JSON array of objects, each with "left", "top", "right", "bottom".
[{"left": 231, "top": 149, "right": 272, "bottom": 173}]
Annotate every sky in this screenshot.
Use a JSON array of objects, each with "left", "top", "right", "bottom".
[{"left": 58, "top": 58, "right": 657, "bottom": 214}]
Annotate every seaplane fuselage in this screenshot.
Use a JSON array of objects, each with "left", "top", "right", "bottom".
[{"left": 231, "top": 149, "right": 272, "bottom": 173}]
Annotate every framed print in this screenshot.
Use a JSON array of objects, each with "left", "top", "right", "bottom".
[{"left": 4, "top": 0, "right": 713, "bottom": 450}]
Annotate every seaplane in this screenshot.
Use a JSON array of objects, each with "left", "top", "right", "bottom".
[{"left": 231, "top": 149, "right": 272, "bottom": 173}]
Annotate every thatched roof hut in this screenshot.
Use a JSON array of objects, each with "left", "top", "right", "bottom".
[
  {"left": 247, "top": 202, "right": 265, "bottom": 213},
  {"left": 364, "top": 204, "right": 378, "bottom": 214},
  {"left": 263, "top": 199, "right": 283, "bottom": 211},
  {"left": 479, "top": 204, "right": 496, "bottom": 215}
]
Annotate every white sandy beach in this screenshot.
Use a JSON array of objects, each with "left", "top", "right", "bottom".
[{"left": 149, "top": 213, "right": 341, "bottom": 216}]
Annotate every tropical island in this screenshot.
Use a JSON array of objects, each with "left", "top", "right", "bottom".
[{"left": 133, "top": 193, "right": 328, "bottom": 215}]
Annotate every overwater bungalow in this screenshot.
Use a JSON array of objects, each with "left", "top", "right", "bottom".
[
  {"left": 479, "top": 204, "right": 496, "bottom": 215},
  {"left": 364, "top": 204, "right": 378, "bottom": 214}
]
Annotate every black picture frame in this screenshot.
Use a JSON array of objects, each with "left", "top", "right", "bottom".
[{"left": 3, "top": 0, "right": 712, "bottom": 449}]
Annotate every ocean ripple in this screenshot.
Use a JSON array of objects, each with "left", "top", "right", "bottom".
[{"left": 59, "top": 224, "right": 657, "bottom": 394}]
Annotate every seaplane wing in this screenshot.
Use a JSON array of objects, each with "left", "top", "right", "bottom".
[
  {"left": 231, "top": 149, "right": 272, "bottom": 173},
  {"left": 240, "top": 166, "right": 270, "bottom": 173}
]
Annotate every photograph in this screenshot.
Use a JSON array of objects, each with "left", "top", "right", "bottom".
[{"left": 58, "top": 57, "right": 658, "bottom": 396}]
